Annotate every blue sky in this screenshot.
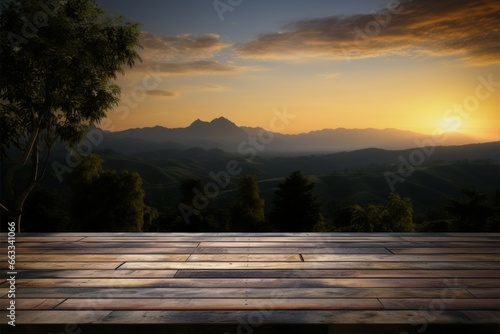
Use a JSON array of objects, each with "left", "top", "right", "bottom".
[{"left": 98, "top": 0, "right": 377, "bottom": 40}]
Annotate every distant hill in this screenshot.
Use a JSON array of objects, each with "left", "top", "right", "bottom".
[
  {"left": 84, "top": 141, "right": 499, "bottom": 206},
  {"left": 41, "top": 140, "right": 499, "bottom": 217},
  {"left": 99, "top": 117, "right": 477, "bottom": 154}
]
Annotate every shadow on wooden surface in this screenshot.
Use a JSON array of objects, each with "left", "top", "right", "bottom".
[{"left": 1, "top": 324, "right": 500, "bottom": 334}]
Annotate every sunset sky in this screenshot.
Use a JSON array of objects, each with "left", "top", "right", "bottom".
[{"left": 97, "top": 0, "right": 500, "bottom": 141}]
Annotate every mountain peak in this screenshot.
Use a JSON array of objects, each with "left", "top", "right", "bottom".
[
  {"left": 188, "top": 117, "right": 238, "bottom": 130},
  {"left": 189, "top": 118, "right": 208, "bottom": 127},
  {"left": 210, "top": 116, "right": 237, "bottom": 127}
]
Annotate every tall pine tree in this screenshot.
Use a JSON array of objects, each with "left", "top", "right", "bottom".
[
  {"left": 271, "top": 171, "right": 322, "bottom": 232},
  {"left": 231, "top": 175, "right": 265, "bottom": 231}
]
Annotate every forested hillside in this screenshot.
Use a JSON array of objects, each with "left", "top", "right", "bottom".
[{"left": 7, "top": 142, "right": 499, "bottom": 233}]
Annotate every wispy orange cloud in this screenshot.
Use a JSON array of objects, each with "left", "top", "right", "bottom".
[
  {"left": 145, "top": 90, "right": 179, "bottom": 97},
  {"left": 141, "top": 32, "right": 230, "bottom": 61},
  {"left": 137, "top": 33, "right": 249, "bottom": 76},
  {"left": 236, "top": 0, "right": 499, "bottom": 65},
  {"left": 153, "top": 60, "right": 246, "bottom": 75}
]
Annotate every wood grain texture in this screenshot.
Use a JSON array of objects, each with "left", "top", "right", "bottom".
[
  {"left": 14, "top": 254, "right": 189, "bottom": 262},
  {"left": 388, "top": 248, "right": 500, "bottom": 254},
  {"left": 301, "top": 254, "right": 500, "bottom": 262},
  {"left": 13, "top": 277, "right": 500, "bottom": 288},
  {"left": 119, "top": 260, "right": 500, "bottom": 270},
  {"left": 55, "top": 298, "right": 384, "bottom": 310},
  {"left": 0, "top": 232, "right": 498, "bottom": 326},
  {"left": 8, "top": 287, "right": 475, "bottom": 299},
  {"left": 1, "top": 310, "right": 499, "bottom": 325},
  {"left": 0, "top": 298, "right": 65, "bottom": 310}
]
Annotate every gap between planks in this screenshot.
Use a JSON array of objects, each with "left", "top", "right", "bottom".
[{"left": 115, "top": 262, "right": 126, "bottom": 270}]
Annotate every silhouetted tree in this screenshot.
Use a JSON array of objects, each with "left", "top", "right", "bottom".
[
  {"left": 360, "top": 204, "right": 387, "bottom": 232},
  {"left": 487, "top": 189, "right": 500, "bottom": 232},
  {"left": 486, "top": 188, "right": 500, "bottom": 232},
  {"left": 447, "top": 188, "right": 496, "bottom": 231},
  {"left": 67, "top": 155, "right": 156, "bottom": 231},
  {"left": 0, "top": 0, "right": 141, "bottom": 231},
  {"left": 331, "top": 205, "right": 357, "bottom": 231},
  {"left": 176, "top": 178, "right": 209, "bottom": 231},
  {"left": 382, "top": 192, "right": 414, "bottom": 232},
  {"left": 174, "top": 178, "right": 229, "bottom": 232},
  {"left": 230, "top": 175, "right": 265, "bottom": 231},
  {"left": 332, "top": 193, "right": 414, "bottom": 232},
  {"left": 22, "top": 188, "right": 71, "bottom": 232},
  {"left": 271, "top": 171, "right": 323, "bottom": 232}
]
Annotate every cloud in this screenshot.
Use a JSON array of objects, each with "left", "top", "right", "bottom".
[
  {"left": 141, "top": 32, "right": 231, "bottom": 61},
  {"left": 145, "top": 90, "right": 179, "bottom": 98},
  {"left": 236, "top": 0, "right": 499, "bottom": 65},
  {"left": 152, "top": 60, "right": 246, "bottom": 75},
  {"left": 134, "top": 33, "right": 251, "bottom": 76}
]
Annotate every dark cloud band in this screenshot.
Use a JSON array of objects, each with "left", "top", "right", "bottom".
[{"left": 236, "top": 0, "right": 499, "bottom": 65}]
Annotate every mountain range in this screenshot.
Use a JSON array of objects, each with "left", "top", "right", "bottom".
[
  {"left": 100, "top": 117, "right": 477, "bottom": 154},
  {"left": 43, "top": 119, "right": 499, "bottom": 214}
]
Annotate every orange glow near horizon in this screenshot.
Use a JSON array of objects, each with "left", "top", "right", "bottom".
[
  {"left": 103, "top": 60, "right": 500, "bottom": 143},
  {"left": 99, "top": 0, "right": 500, "bottom": 144}
]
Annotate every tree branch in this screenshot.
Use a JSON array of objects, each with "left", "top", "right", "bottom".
[
  {"left": 3, "top": 109, "right": 42, "bottom": 193},
  {"left": 0, "top": 202, "right": 9, "bottom": 212},
  {"left": 14, "top": 136, "right": 40, "bottom": 232}
]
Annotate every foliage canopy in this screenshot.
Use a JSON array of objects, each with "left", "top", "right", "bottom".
[{"left": 0, "top": 0, "right": 142, "bottom": 230}]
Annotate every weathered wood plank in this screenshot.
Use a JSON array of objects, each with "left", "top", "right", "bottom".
[
  {"left": 400, "top": 236, "right": 500, "bottom": 242},
  {"left": 3, "top": 310, "right": 498, "bottom": 325},
  {"left": 0, "top": 298, "right": 64, "bottom": 310},
  {"left": 388, "top": 248, "right": 500, "bottom": 254},
  {"left": 379, "top": 298, "right": 500, "bottom": 310},
  {"left": 13, "top": 247, "right": 392, "bottom": 254},
  {"left": 11, "top": 232, "right": 498, "bottom": 237},
  {"left": 230, "top": 237, "right": 406, "bottom": 242},
  {"left": 51, "top": 297, "right": 500, "bottom": 312},
  {"left": 13, "top": 247, "right": 197, "bottom": 254},
  {"left": 198, "top": 241, "right": 500, "bottom": 248},
  {"left": 186, "top": 254, "right": 301, "bottom": 262},
  {"left": 14, "top": 277, "right": 500, "bottom": 288},
  {"left": 13, "top": 254, "right": 189, "bottom": 262},
  {"left": 75, "top": 237, "right": 206, "bottom": 243},
  {"left": 120, "top": 261, "right": 500, "bottom": 270},
  {"left": 194, "top": 247, "right": 393, "bottom": 254},
  {"left": 59, "top": 235, "right": 498, "bottom": 243},
  {"left": 9, "top": 287, "right": 475, "bottom": 299},
  {"left": 75, "top": 241, "right": 200, "bottom": 247},
  {"left": 0, "top": 236, "right": 85, "bottom": 242},
  {"left": 55, "top": 298, "right": 384, "bottom": 310},
  {"left": 2, "top": 262, "right": 123, "bottom": 270},
  {"left": 198, "top": 242, "right": 351, "bottom": 248},
  {"left": 96, "top": 309, "right": 500, "bottom": 324},
  {"left": 10, "top": 270, "right": 178, "bottom": 278},
  {"left": 9, "top": 242, "right": 198, "bottom": 249},
  {"left": 11, "top": 241, "right": 500, "bottom": 249},
  {"left": 467, "top": 288, "right": 500, "bottom": 298},
  {"left": 174, "top": 269, "right": 500, "bottom": 278},
  {"left": 0, "top": 310, "right": 112, "bottom": 324},
  {"left": 302, "top": 254, "right": 500, "bottom": 262}
]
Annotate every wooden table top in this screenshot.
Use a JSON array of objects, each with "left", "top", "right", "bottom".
[{"left": 1, "top": 232, "right": 499, "bottom": 333}]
